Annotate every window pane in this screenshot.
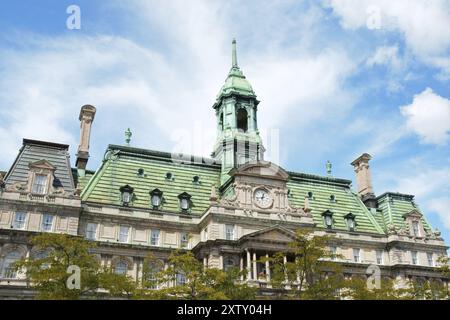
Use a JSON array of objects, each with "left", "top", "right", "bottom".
[
  {"left": 353, "top": 249, "right": 360, "bottom": 262},
  {"left": 41, "top": 214, "right": 54, "bottom": 232},
  {"left": 151, "top": 230, "right": 160, "bottom": 246},
  {"left": 119, "top": 226, "right": 129, "bottom": 243},
  {"left": 225, "top": 225, "right": 234, "bottom": 240},
  {"left": 1, "top": 251, "right": 21, "bottom": 279},
  {"left": 13, "top": 212, "right": 27, "bottom": 229},
  {"left": 86, "top": 223, "right": 97, "bottom": 240},
  {"left": 115, "top": 262, "right": 128, "bottom": 275},
  {"left": 32, "top": 174, "right": 47, "bottom": 194},
  {"left": 180, "top": 233, "right": 189, "bottom": 248},
  {"left": 427, "top": 253, "right": 433, "bottom": 266}
]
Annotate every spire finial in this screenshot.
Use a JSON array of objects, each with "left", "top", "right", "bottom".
[
  {"left": 232, "top": 38, "right": 238, "bottom": 68},
  {"left": 326, "top": 160, "right": 332, "bottom": 176},
  {"left": 125, "top": 128, "right": 132, "bottom": 146}
]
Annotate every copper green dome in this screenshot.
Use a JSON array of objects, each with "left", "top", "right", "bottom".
[{"left": 216, "top": 39, "right": 256, "bottom": 99}]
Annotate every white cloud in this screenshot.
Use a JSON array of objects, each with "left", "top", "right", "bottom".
[
  {"left": 0, "top": 0, "right": 361, "bottom": 171},
  {"left": 324, "top": 0, "right": 450, "bottom": 75},
  {"left": 400, "top": 88, "right": 450, "bottom": 145},
  {"left": 367, "top": 45, "right": 401, "bottom": 69},
  {"left": 429, "top": 197, "right": 450, "bottom": 230}
]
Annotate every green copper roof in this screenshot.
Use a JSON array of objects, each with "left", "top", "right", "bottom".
[
  {"left": 216, "top": 39, "right": 255, "bottom": 99},
  {"left": 376, "top": 192, "right": 432, "bottom": 232},
  {"left": 81, "top": 145, "right": 221, "bottom": 215},
  {"left": 287, "top": 174, "right": 384, "bottom": 234}
]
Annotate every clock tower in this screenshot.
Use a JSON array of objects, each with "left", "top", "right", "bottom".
[{"left": 212, "top": 39, "right": 265, "bottom": 185}]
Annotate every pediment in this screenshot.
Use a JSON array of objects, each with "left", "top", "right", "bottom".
[
  {"left": 28, "top": 159, "right": 56, "bottom": 171},
  {"left": 230, "top": 161, "right": 289, "bottom": 181},
  {"left": 241, "top": 226, "right": 296, "bottom": 243},
  {"left": 402, "top": 209, "right": 423, "bottom": 219}
]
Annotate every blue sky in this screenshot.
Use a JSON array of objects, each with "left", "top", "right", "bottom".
[{"left": 0, "top": 0, "right": 449, "bottom": 244}]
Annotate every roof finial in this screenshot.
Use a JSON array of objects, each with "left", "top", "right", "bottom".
[
  {"left": 326, "top": 160, "right": 332, "bottom": 177},
  {"left": 232, "top": 38, "right": 238, "bottom": 68},
  {"left": 125, "top": 128, "right": 132, "bottom": 146}
]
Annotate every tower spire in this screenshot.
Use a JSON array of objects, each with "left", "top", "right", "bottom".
[{"left": 232, "top": 38, "right": 238, "bottom": 68}]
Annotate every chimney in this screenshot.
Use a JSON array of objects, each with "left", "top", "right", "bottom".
[
  {"left": 76, "top": 105, "right": 96, "bottom": 172},
  {"left": 351, "top": 153, "right": 377, "bottom": 208}
]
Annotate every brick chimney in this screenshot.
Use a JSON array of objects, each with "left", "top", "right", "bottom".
[
  {"left": 351, "top": 153, "right": 377, "bottom": 208},
  {"left": 76, "top": 105, "right": 96, "bottom": 172}
]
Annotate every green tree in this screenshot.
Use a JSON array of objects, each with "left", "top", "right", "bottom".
[
  {"left": 263, "top": 228, "right": 346, "bottom": 299},
  {"left": 343, "top": 276, "right": 402, "bottom": 300},
  {"left": 15, "top": 233, "right": 137, "bottom": 299},
  {"left": 138, "top": 251, "right": 256, "bottom": 300}
]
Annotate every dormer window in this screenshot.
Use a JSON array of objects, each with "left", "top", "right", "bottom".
[
  {"left": 178, "top": 192, "right": 191, "bottom": 212},
  {"left": 150, "top": 188, "right": 163, "bottom": 209},
  {"left": 308, "top": 192, "right": 314, "bottom": 199},
  {"left": 330, "top": 195, "right": 336, "bottom": 203},
  {"left": 119, "top": 185, "right": 134, "bottom": 206},
  {"left": 32, "top": 174, "right": 48, "bottom": 194},
  {"left": 322, "top": 210, "right": 333, "bottom": 229},
  {"left": 192, "top": 176, "right": 200, "bottom": 185},
  {"left": 345, "top": 212, "right": 356, "bottom": 231}
]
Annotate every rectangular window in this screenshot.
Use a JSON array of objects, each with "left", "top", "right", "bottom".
[
  {"left": 376, "top": 250, "right": 383, "bottom": 265},
  {"left": 411, "top": 251, "right": 418, "bottom": 265},
  {"left": 330, "top": 246, "right": 337, "bottom": 261},
  {"left": 427, "top": 253, "right": 434, "bottom": 267},
  {"left": 119, "top": 226, "right": 130, "bottom": 243},
  {"left": 32, "top": 174, "right": 47, "bottom": 194},
  {"left": 225, "top": 225, "right": 235, "bottom": 240},
  {"left": 41, "top": 214, "right": 54, "bottom": 232},
  {"left": 150, "top": 229, "right": 160, "bottom": 246},
  {"left": 353, "top": 248, "right": 361, "bottom": 263},
  {"left": 13, "top": 212, "right": 27, "bottom": 229},
  {"left": 180, "top": 233, "right": 189, "bottom": 248},
  {"left": 412, "top": 221, "right": 420, "bottom": 237},
  {"left": 86, "top": 223, "right": 98, "bottom": 240},
  {"left": 176, "top": 273, "right": 186, "bottom": 286}
]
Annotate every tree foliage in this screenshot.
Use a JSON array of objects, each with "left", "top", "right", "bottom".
[
  {"left": 15, "top": 233, "right": 136, "bottom": 299},
  {"left": 137, "top": 250, "right": 256, "bottom": 300}
]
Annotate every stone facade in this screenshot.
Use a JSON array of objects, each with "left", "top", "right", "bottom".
[{"left": 0, "top": 40, "right": 448, "bottom": 299}]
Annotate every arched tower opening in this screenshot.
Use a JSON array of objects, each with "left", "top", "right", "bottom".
[{"left": 236, "top": 108, "right": 248, "bottom": 133}]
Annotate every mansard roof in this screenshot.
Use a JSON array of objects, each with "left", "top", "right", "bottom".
[
  {"left": 286, "top": 175, "right": 384, "bottom": 234},
  {"left": 80, "top": 144, "right": 221, "bottom": 215},
  {"left": 4, "top": 139, "right": 75, "bottom": 193},
  {"left": 376, "top": 192, "right": 432, "bottom": 232},
  {"left": 77, "top": 143, "right": 435, "bottom": 236}
]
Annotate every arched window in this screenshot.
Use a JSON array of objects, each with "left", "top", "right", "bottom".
[
  {"left": 114, "top": 261, "right": 128, "bottom": 275},
  {"left": 1, "top": 250, "right": 22, "bottom": 279},
  {"left": 236, "top": 108, "right": 248, "bottom": 132},
  {"left": 219, "top": 113, "right": 224, "bottom": 130}
]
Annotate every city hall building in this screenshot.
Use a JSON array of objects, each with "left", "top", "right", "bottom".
[{"left": 0, "top": 40, "right": 447, "bottom": 298}]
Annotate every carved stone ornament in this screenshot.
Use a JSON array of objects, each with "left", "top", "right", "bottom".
[{"left": 387, "top": 223, "right": 398, "bottom": 235}]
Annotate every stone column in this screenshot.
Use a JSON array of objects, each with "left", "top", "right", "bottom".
[
  {"left": 253, "top": 252, "right": 257, "bottom": 281},
  {"left": 219, "top": 254, "right": 224, "bottom": 270},
  {"left": 283, "top": 255, "right": 288, "bottom": 285},
  {"left": 265, "top": 253, "right": 271, "bottom": 282},
  {"left": 203, "top": 256, "right": 208, "bottom": 268},
  {"left": 246, "top": 250, "right": 251, "bottom": 280},
  {"left": 240, "top": 255, "right": 244, "bottom": 281}
]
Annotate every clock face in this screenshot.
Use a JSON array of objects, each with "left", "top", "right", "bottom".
[{"left": 254, "top": 189, "right": 271, "bottom": 208}]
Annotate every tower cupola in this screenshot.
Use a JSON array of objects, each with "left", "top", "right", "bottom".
[{"left": 212, "top": 39, "right": 264, "bottom": 185}]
